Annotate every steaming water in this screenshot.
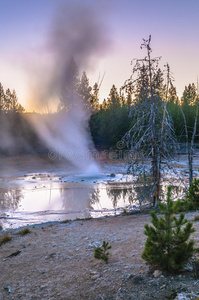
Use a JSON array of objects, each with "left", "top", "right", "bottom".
[{"left": 0, "top": 171, "right": 185, "bottom": 230}]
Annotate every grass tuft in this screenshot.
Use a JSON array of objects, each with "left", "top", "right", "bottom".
[
  {"left": 0, "top": 233, "right": 12, "bottom": 246},
  {"left": 17, "top": 228, "right": 31, "bottom": 236}
]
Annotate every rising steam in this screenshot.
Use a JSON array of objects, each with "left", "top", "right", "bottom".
[{"left": 28, "top": 2, "right": 111, "bottom": 174}]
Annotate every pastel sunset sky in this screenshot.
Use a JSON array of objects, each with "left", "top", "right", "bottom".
[{"left": 0, "top": 0, "right": 198, "bottom": 111}]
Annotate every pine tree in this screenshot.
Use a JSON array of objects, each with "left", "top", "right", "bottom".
[
  {"left": 5, "top": 88, "right": 12, "bottom": 112},
  {"left": 167, "top": 84, "right": 179, "bottom": 104},
  {"left": 107, "top": 85, "right": 120, "bottom": 108},
  {"left": 10, "top": 90, "right": 19, "bottom": 112},
  {"left": 0, "top": 83, "right": 5, "bottom": 112},
  {"left": 58, "top": 58, "right": 80, "bottom": 112},
  {"left": 142, "top": 186, "right": 195, "bottom": 273},
  {"left": 181, "top": 83, "right": 197, "bottom": 106},
  {"left": 185, "top": 178, "right": 199, "bottom": 210},
  {"left": 78, "top": 71, "right": 92, "bottom": 110},
  {"left": 90, "top": 82, "right": 100, "bottom": 111}
]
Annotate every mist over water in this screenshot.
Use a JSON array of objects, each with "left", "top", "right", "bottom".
[{"left": 28, "top": 3, "right": 111, "bottom": 175}]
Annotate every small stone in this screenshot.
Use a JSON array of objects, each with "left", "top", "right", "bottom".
[
  {"left": 110, "top": 173, "right": 116, "bottom": 177},
  {"left": 90, "top": 270, "right": 100, "bottom": 280},
  {"left": 153, "top": 270, "right": 162, "bottom": 278},
  {"left": 91, "top": 274, "right": 100, "bottom": 280},
  {"left": 174, "top": 292, "right": 190, "bottom": 300},
  {"left": 40, "top": 285, "right": 46, "bottom": 289},
  {"left": 3, "top": 286, "right": 11, "bottom": 293},
  {"left": 160, "top": 284, "right": 166, "bottom": 289}
]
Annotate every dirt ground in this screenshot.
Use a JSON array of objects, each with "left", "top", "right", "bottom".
[
  {"left": 1, "top": 153, "right": 199, "bottom": 299},
  {"left": 0, "top": 211, "right": 199, "bottom": 300}
]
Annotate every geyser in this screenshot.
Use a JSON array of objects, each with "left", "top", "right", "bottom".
[{"left": 27, "top": 2, "right": 111, "bottom": 175}]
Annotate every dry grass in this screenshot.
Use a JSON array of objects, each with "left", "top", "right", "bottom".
[
  {"left": 17, "top": 228, "right": 31, "bottom": 236},
  {"left": 0, "top": 233, "right": 12, "bottom": 246}
]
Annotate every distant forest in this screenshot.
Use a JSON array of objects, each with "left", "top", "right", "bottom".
[{"left": 0, "top": 60, "right": 199, "bottom": 156}]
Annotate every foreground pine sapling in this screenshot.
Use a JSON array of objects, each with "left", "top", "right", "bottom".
[
  {"left": 142, "top": 186, "right": 195, "bottom": 273},
  {"left": 185, "top": 178, "right": 199, "bottom": 210},
  {"left": 94, "top": 241, "right": 111, "bottom": 263}
]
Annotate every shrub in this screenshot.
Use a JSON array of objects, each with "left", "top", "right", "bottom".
[
  {"left": 17, "top": 228, "right": 31, "bottom": 236},
  {"left": 173, "top": 198, "right": 188, "bottom": 213},
  {"left": 94, "top": 241, "right": 111, "bottom": 263},
  {"left": 185, "top": 178, "right": 199, "bottom": 210},
  {"left": 0, "top": 233, "right": 12, "bottom": 246},
  {"left": 142, "top": 186, "right": 195, "bottom": 273},
  {"left": 194, "top": 215, "right": 199, "bottom": 222}
]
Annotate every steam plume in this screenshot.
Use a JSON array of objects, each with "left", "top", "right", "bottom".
[{"left": 29, "top": 2, "right": 111, "bottom": 174}]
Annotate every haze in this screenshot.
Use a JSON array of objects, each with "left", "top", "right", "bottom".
[{"left": 0, "top": 0, "right": 198, "bottom": 110}]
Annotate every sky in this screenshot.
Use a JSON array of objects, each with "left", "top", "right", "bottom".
[{"left": 0, "top": 0, "right": 199, "bottom": 111}]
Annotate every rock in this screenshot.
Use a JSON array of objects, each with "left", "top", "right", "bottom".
[
  {"left": 128, "top": 274, "right": 143, "bottom": 284},
  {"left": 160, "top": 284, "right": 166, "bottom": 289},
  {"left": 110, "top": 173, "right": 116, "bottom": 177},
  {"left": 3, "top": 286, "right": 11, "bottom": 293},
  {"left": 174, "top": 292, "right": 190, "bottom": 300},
  {"left": 153, "top": 270, "right": 162, "bottom": 278},
  {"left": 90, "top": 270, "right": 100, "bottom": 280},
  {"left": 40, "top": 285, "right": 46, "bottom": 289}
]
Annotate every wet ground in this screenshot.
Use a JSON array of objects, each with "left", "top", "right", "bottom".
[{"left": 0, "top": 152, "right": 198, "bottom": 229}]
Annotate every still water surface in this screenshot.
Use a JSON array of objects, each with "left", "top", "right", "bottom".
[{"left": 0, "top": 172, "right": 185, "bottom": 229}]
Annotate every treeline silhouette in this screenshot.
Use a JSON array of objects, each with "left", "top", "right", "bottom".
[{"left": 0, "top": 70, "right": 199, "bottom": 156}]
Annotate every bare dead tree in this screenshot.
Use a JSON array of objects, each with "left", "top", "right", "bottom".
[{"left": 122, "top": 36, "right": 181, "bottom": 206}]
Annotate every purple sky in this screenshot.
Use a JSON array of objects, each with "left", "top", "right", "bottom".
[{"left": 0, "top": 0, "right": 199, "bottom": 110}]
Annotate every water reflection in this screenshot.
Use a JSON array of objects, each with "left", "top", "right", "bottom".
[
  {"left": 0, "top": 180, "right": 186, "bottom": 229},
  {"left": 0, "top": 183, "right": 186, "bottom": 213},
  {"left": 59, "top": 186, "right": 94, "bottom": 211},
  {"left": 0, "top": 188, "right": 23, "bottom": 211}
]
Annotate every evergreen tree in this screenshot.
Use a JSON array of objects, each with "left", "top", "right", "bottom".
[
  {"left": 10, "top": 90, "right": 19, "bottom": 112},
  {"left": 107, "top": 85, "right": 120, "bottom": 107},
  {"left": 0, "top": 83, "right": 5, "bottom": 112},
  {"left": 142, "top": 186, "right": 195, "bottom": 273},
  {"left": 184, "top": 178, "right": 199, "bottom": 210},
  {"left": 17, "top": 104, "right": 25, "bottom": 113},
  {"left": 78, "top": 71, "right": 92, "bottom": 110},
  {"left": 58, "top": 58, "right": 80, "bottom": 112},
  {"left": 5, "top": 88, "right": 12, "bottom": 112},
  {"left": 90, "top": 82, "right": 100, "bottom": 111},
  {"left": 101, "top": 99, "right": 107, "bottom": 110},
  {"left": 181, "top": 83, "right": 197, "bottom": 106},
  {"left": 167, "top": 84, "right": 179, "bottom": 104}
]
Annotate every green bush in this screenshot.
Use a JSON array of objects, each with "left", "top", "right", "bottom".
[
  {"left": 185, "top": 178, "right": 199, "bottom": 210},
  {"left": 173, "top": 198, "right": 188, "bottom": 213},
  {"left": 94, "top": 241, "right": 112, "bottom": 263},
  {"left": 194, "top": 215, "right": 199, "bottom": 222},
  {"left": 142, "top": 186, "right": 195, "bottom": 273}
]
